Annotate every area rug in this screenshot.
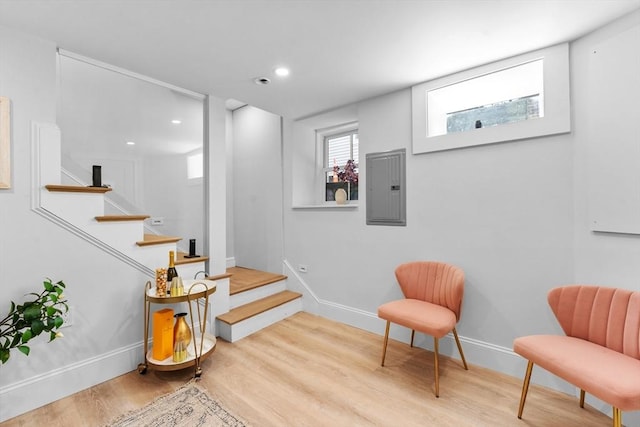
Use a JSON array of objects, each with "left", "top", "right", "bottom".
[{"left": 106, "top": 381, "right": 247, "bottom": 426}]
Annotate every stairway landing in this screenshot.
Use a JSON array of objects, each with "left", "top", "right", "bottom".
[{"left": 227, "top": 266, "right": 288, "bottom": 295}]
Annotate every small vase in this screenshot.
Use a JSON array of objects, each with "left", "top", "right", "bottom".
[
  {"left": 335, "top": 188, "right": 347, "bottom": 205},
  {"left": 173, "top": 312, "right": 192, "bottom": 361}
]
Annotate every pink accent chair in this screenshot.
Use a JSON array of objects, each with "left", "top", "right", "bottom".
[
  {"left": 513, "top": 285, "right": 640, "bottom": 427},
  {"left": 377, "top": 261, "right": 468, "bottom": 397}
]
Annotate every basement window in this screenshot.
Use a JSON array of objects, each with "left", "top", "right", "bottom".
[
  {"left": 412, "top": 43, "right": 570, "bottom": 153},
  {"left": 323, "top": 128, "right": 359, "bottom": 202}
]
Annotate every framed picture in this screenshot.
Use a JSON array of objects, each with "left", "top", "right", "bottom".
[{"left": 0, "top": 96, "right": 10, "bottom": 189}]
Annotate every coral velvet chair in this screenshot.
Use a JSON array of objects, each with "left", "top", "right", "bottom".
[
  {"left": 513, "top": 285, "right": 640, "bottom": 427},
  {"left": 377, "top": 261, "right": 468, "bottom": 397}
]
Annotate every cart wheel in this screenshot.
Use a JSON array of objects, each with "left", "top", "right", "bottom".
[{"left": 137, "top": 363, "right": 148, "bottom": 374}]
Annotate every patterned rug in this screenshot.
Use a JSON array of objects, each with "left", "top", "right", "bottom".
[{"left": 106, "top": 381, "right": 247, "bottom": 426}]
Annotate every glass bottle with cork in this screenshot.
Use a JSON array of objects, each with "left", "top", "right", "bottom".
[{"left": 167, "top": 251, "right": 178, "bottom": 293}]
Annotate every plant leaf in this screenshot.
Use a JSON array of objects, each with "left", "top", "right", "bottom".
[
  {"left": 44, "top": 280, "right": 53, "bottom": 292},
  {"left": 21, "top": 329, "right": 32, "bottom": 343},
  {"left": 0, "top": 349, "right": 9, "bottom": 364},
  {"left": 18, "top": 345, "right": 30, "bottom": 356},
  {"left": 46, "top": 306, "right": 56, "bottom": 317},
  {"left": 31, "top": 319, "right": 44, "bottom": 336},
  {"left": 10, "top": 333, "right": 21, "bottom": 348},
  {"left": 54, "top": 316, "right": 63, "bottom": 328},
  {"left": 23, "top": 304, "right": 42, "bottom": 322}
]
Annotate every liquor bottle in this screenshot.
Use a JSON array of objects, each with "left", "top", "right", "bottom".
[{"left": 167, "top": 251, "right": 178, "bottom": 284}]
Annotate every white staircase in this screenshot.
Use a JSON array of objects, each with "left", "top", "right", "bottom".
[
  {"left": 32, "top": 122, "right": 302, "bottom": 339},
  {"left": 32, "top": 122, "right": 207, "bottom": 279}
]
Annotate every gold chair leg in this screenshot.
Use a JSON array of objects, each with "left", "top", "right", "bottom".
[
  {"left": 434, "top": 337, "right": 440, "bottom": 398},
  {"left": 517, "top": 361, "right": 534, "bottom": 419},
  {"left": 410, "top": 330, "right": 415, "bottom": 347},
  {"left": 613, "top": 407, "right": 622, "bottom": 427},
  {"left": 452, "top": 327, "right": 468, "bottom": 370},
  {"left": 579, "top": 389, "right": 585, "bottom": 408},
  {"left": 381, "top": 321, "right": 390, "bottom": 366}
]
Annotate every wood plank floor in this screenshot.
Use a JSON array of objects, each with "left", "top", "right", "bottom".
[{"left": 1, "top": 312, "right": 613, "bottom": 426}]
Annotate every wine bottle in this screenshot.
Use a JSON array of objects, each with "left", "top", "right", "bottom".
[{"left": 167, "top": 251, "right": 178, "bottom": 284}]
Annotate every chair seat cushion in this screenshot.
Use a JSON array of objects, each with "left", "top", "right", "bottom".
[
  {"left": 514, "top": 334, "right": 640, "bottom": 411},
  {"left": 378, "top": 298, "right": 456, "bottom": 338}
]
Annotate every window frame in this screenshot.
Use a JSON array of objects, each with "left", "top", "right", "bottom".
[
  {"left": 411, "top": 43, "right": 570, "bottom": 154},
  {"left": 315, "top": 122, "right": 359, "bottom": 205}
]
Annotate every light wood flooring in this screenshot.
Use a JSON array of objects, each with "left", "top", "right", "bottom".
[{"left": 1, "top": 312, "right": 614, "bottom": 426}]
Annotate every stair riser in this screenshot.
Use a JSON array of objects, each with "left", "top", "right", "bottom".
[
  {"left": 230, "top": 280, "right": 287, "bottom": 309},
  {"left": 216, "top": 298, "right": 302, "bottom": 343}
]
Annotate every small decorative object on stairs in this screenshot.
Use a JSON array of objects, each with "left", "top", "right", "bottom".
[
  {"left": 0, "top": 278, "right": 68, "bottom": 364},
  {"left": 91, "top": 165, "right": 102, "bottom": 187}
]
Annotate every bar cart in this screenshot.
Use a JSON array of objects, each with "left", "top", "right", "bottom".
[{"left": 137, "top": 279, "right": 217, "bottom": 379}]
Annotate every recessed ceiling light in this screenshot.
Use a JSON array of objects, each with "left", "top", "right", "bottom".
[
  {"left": 275, "top": 67, "right": 290, "bottom": 77},
  {"left": 171, "top": 119, "right": 182, "bottom": 124},
  {"left": 126, "top": 141, "right": 135, "bottom": 145},
  {"left": 254, "top": 77, "right": 271, "bottom": 85}
]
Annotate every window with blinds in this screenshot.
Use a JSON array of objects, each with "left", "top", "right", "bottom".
[{"left": 324, "top": 129, "right": 359, "bottom": 202}]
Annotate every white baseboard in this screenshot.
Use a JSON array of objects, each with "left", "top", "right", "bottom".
[{"left": 0, "top": 342, "right": 143, "bottom": 422}]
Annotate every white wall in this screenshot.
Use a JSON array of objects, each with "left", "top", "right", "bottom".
[
  {"left": 231, "top": 106, "right": 284, "bottom": 273},
  {"left": 0, "top": 26, "right": 152, "bottom": 422},
  {"left": 277, "top": 11, "right": 639, "bottom": 424},
  {"left": 0, "top": 25, "right": 229, "bottom": 423},
  {"left": 284, "top": 87, "right": 573, "bottom": 367},
  {"left": 571, "top": 10, "right": 640, "bottom": 424}
]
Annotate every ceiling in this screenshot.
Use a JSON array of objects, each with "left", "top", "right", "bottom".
[{"left": 0, "top": 0, "right": 639, "bottom": 120}]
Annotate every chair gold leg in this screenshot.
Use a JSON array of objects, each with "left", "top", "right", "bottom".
[
  {"left": 579, "top": 389, "right": 585, "bottom": 408},
  {"left": 381, "top": 320, "right": 390, "bottom": 366},
  {"left": 434, "top": 337, "right": 440, "bottom": 398},
  {"left": 613, "top": 407, "right": 622, "bottom": 427},
  {"left": 517, "top": 361, "right": 534, "bottom": 419},
  {"left": 410, "top": 330, "right": 415, "bottom": 347},
  {"left": 452, "top": 327, "right": 468, "bottom": 370}
]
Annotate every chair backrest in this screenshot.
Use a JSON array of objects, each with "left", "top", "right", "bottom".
[
  {"left": 394, "top": 261, "right": 465, "bottom": 321},
  {"left": 548, "top": 285, "right": 640, "bottom": 360}
]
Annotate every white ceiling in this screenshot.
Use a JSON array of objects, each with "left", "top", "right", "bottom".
[{"left": 1, "top": 0, "right": 639, "bottom": 120}]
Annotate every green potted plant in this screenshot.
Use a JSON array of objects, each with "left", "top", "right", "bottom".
[{"left": 0, "top": 278, "right": 68, "bottom": 364}]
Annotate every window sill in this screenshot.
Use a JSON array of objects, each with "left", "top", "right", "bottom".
[{"left": 292, "top": 204, "right": 358, "bottom": 210}]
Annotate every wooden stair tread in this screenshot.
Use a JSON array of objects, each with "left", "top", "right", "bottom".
[
  {"left": 217, "top": 290, "right": 302, "bottom": 325},
  {"left": 136, "top": 234, "right": 181, "bottom": 246},
  {"left": 227, "top": 266, "right": 288, "bottom": 295},
  {"left": 175, "top": 251, "right": 210, "bottom": 266},
  {"left": 95, "top": 215, "right": 150, "bottom": 222},
  {"left": 45, "top": 184, "right": 111, "bottom": 194}
]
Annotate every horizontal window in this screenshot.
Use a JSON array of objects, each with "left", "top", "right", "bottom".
[{"left": 412, "top": 43, "right": 570, "bottom": 153}]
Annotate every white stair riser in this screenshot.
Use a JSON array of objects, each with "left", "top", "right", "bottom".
[
  {"left": 230, "top": 280, "right": 287, "bottom": 309},
  {"left": 216, "top": 298, "right": 302, "bottom": 343},
  {"left": 42, "top": 191, "right": 106, "bottom": 221}
]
